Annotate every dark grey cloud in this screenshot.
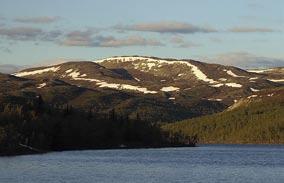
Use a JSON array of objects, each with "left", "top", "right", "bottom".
[
  {"left": 42, "top": 30, "right": 63, "bottom": 41},
  {"left": 96, "top": 35, "right": 164, "bottom": 47},
  {"left": 229, "top": 27, "right": 276, "bottom": 33},
  {"left": 14, "top": 16, "right": 60, "bottom": 24},
  {"left": 170, "top": 36, "right": 198, "bottom": 48},
  {"left": 204, "top": 52, "right": 284, "bottom": 69},
  {"left": 0, "top": 27, "right": 42, "bottom": 40},
  {"left": 60, "top": 30, "right": 95, "bottom": 46},
  {"left": 0, "top": 26, "right": 62, "bottom": 41},
  {"left": 114, "top": 21, "right": 217, "bottom": 34},
  {"left": 60, "top": 30, "right": 163, "bottom": 47}
]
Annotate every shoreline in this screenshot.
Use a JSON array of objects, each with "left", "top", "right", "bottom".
[
  {"left": 2, "top": 143, "right": 284, "bottom": 157},
  {"left": 0, "top": 143, "right": 196, "bottom": 157}
]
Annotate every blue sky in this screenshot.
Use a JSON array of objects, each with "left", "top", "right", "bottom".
[{"left": 0, "top": 0, "right": 283, "bottom": 68}]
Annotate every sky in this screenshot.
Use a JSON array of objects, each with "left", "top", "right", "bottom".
[{"left": 0, "top": 0, "right": 283, "bottom": 68}]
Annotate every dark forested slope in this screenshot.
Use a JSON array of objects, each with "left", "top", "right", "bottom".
[
  {"left": 163, "top": 87, "right": 284, "bottom": 144},
  {"left": 0, "top": 94, "right": 196, "bottom": 156}
]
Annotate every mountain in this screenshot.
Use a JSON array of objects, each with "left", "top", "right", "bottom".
[
  {"left": 0, "top": 64, "right": 26, "bottom": 74},
  {"left": 10, "top": 56, "right": 283, "bottom": 122},
  {"left": 1, "top": 56, "right": 283, "bottom": 155},
  {"left": 248, "top": 67, "right": 284, "bottom": 83},
  {"left": 0, "top": 82, "right": 195, "bottom": 156},
  {"left": 163, "top": 87, "right": 284, "bottom": 144}
]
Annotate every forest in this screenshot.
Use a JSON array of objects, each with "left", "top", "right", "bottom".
[
  {"left": 0, "top": 95, "right": 196, "bottom": 156},
  {"left": 163, "top": 95, "right": 284, "bottom": 144}
]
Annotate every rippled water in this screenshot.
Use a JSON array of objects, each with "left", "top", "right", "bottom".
[{"left": 0, "top": 145, "right": 283, "bottom": 183}]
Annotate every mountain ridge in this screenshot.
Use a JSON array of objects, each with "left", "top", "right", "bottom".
[{"left": 5, "top": 55, "right": 284, "bottom": 122}]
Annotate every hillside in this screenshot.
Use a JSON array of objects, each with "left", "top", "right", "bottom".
[
  {"left": 0, "top": 73, "right": 218, "bottom": 123},
  {"left": 0, "top": 94, "right": 196, "bottom": 156},
  {"left": 1, "top": 56, "right": 284, "bottom": 155},
  {"left": 248, "top": 67, "right": 284, "bottom": 84},
  {"left": 11, "top": 56, "right": 283, "bottom": 122},
  {"left": 163, "top": 87, "right": 284, "bottom": 144}
]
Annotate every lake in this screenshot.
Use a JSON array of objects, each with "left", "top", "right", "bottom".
[{"left": 0, "top": 145, "right": 283, "bottom": 183}]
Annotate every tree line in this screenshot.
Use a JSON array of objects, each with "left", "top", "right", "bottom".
[
  {"left": 0, "top": 95, "right": 196, "bottom": 156},
  {"left": 163, "top": 97, "right": 284, "bottom": 144}
]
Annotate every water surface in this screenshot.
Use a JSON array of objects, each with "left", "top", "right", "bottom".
[{"left": 0, "top": 145, "right": 283, "bottom": 183}]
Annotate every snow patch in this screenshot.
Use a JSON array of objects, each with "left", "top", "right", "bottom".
[
  {"left": 68, "top": 74, "right": 157, "bottom": 94},
  {"left": 68, "top": 70, "right": 88, "bottom": 78},
  {"left": 225, "top": 83, "right": 242, "bottom": 88},
  {"left": 134, "top": 77, "right": 141, "bottom": 82},
  {"left": 224, "top": 69, "right": 246, "bottom": 78},
  {"left": 247, "top": 95, "right": 257, "bottom": 99},
  {"left": 219, "top": 78, "right": 227, "bottom": 81},
  {"left": 249, "top": 77, "right": 258, "bottom": 80},
  {"left": 268, "top": 79, "right": 284, "bottom": 82},
  {"left": 250, "top": 88, "right": 260, "bottom": 92},
  {"left": 65, "top": 69, "right": 73, "bottom": 73},
  {"left": 210, "top": 83, "right": 242, "bottom": 88},
  {"left": 68, "top": 70, "right": 81, "bottom": 78},
  {"left": 178, "top": 73, "right": 185, "bottom": 77},
  {"left": 37, "top": 83, "right": 47, "bottom": 89},
  {"left": 160, "top": 86, "right": 180, "bottom": 92},
  {"left": 146, "top": 63, "right": 156, "bottom": 70},
  {"left": 248, "top": 69, "right": 272, "bottom": 73},
  {"left": 98, "top": 83, "right": 158, "bottom": 94},
  {"left": 208, "top": 98, "right": 223, "bottom": 101},
  {"left": 14, "top": 66, "right": 61, "bottom": 77},
  {"left": 210, "top": 83, "right": 224, "bottom": 88}
]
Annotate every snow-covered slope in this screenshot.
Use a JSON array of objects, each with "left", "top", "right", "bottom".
[
  {"left": 247, "top": 67, "right": 284, "bottom": 83},
  {"left": 97, "top": 56, "right": 219, "bottom": 84},
  {"left": 6, "top": 56, "right": 283, "bottom": 122},
  {"left": 13, "top": 56, "right": 282, "bottom": 107}
]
